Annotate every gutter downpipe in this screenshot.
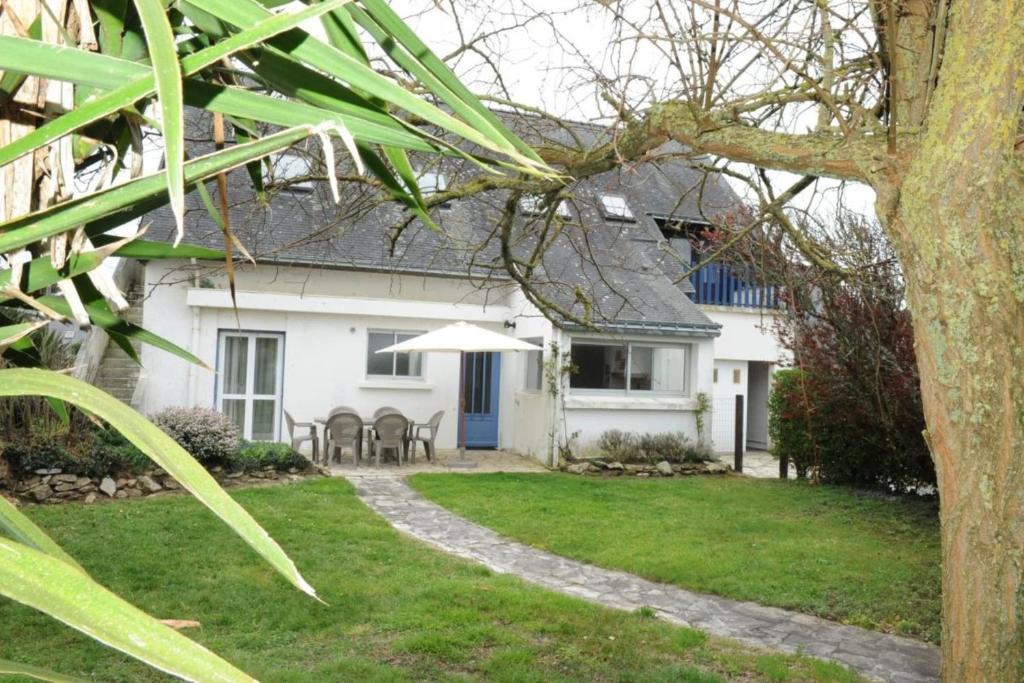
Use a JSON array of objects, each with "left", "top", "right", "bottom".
[{"left": 186, "top": 259, "right": 201, "bottom": 407}]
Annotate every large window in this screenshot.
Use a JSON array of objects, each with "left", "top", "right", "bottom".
[
  {"left": 217, "top": 331, "right": 284, "bottom": 441},
  {"left": 570, "top": 340, "right": 688, "bottom": 394},
  {"left": 367, "top": 330, "right": 423, "bottom": 378},
  {"left": 523, "top": 338, "right": 544, "bottom": 391}
]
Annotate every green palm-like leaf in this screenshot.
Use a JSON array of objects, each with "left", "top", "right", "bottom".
[
  {"left": 0, "top": 494, "right": 84, "bottom": 572},
  {"left": 0, "top": 658, "right": 87, "bottom": 683},
  {"left": 0, "top": 368, "right": 317, "bottom": 599},
  {"left": 0, "top": 537, "right": 255, "bottom": 682},
  {"left": 132, "top": 0, "right": 186, "bottom": 241}
]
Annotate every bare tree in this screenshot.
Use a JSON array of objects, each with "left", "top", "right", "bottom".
[{"left": 389, "top": 1, "right": 1022, "bottom": 679}]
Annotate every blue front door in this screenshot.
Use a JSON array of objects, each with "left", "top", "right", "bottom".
[{"left": 461, "top": 352, "right": 500, "bottom": 448}]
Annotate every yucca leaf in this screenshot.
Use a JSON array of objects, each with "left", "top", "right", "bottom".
[
  {"left": 353, "top": 0, "right": 544, "bottom": 163},
  {"left": 98, "top": 236, "right": 225, "bottom": 260},
  {"left": 0, "top": 536, "right": 254, "bottom": 682},
  {"left": 0, "top": 368, "right": 318, "bottom": 601},
  {"left": 132, "top": 0, "right": 186, "bottom": 242},
  {"left": 0, "top": 0, "right": 353, "bottom": 170},
  {"left": 0, "top": 36, "right": 439, "bottom": 155},
  {"left": 0, "top": 126, "right": 313, "bottom": 254},
  {"left": 0, "top": 658, "right": 86, "bottom": 683},
  {"left": 46, "top": 397, "right": 71, "bottom": 426},
  {"left": 34, "top": 292, "right": 205, "bottom": 368},
  {"left": 0, "top": 495, "right": 84, "bottom": 572},
  {"left": 185, "top": 0, "right": 543, "bottom": 171}
]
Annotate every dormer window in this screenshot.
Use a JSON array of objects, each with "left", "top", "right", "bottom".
[
  {"left": 599, "top": 193, "right": 634, "bottom": 221},
  {"left": 415, "top": 169, "right": 450, "bottom": 209},
  {"left": 655, "top": 217, "right": 712, "bottom": 266},
  {"left": 265, "top": 152, "right": 314, "bottom": 192},
  {"left": 519, "top": 195, "right": 572, "bottom": 219}
]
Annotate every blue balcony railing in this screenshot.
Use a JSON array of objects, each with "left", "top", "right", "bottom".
[{"left": 689, "top": 261, "right": 780, "bottom": 308}]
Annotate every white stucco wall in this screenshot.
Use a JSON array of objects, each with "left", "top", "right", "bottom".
[
  {"left": 503, "top": 291, "right": 557, "bottom": 464},
  {"left": 701, "top": 306, "right": 787, "bottom": 363},
  {"left": 139, "top": 261, "right": 520, "bottom": 451}
]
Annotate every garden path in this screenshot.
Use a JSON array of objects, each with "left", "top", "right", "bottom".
[{"left": 346, "top": 473, "right": 939, "bottom": 683}]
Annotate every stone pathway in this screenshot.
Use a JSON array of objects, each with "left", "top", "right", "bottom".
[{"left": 347, "top": 474, "right": 939, "bottom": 683}]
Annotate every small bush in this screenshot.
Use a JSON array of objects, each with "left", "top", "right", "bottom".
[
  {"left": 2, "top": 440, "right": 76, "bottom": 476},
  {"left": 229, "top": 441, "right": 310, "bottom": 473},
  {"left": 597, "top": 429, "right": 642, "bottom": 462},
  {"left": 86, "top": 428, "right": 150, "bottom": 477},
  {"left": 598, "top": 430, "right": 712, "bottom": 464},
  {"left": 768, "top": 368, "right": 816, "bottom": 478},
  {"left": 641, "top": 432, "right": 711, "bottom": 464},
  {"left": 152, "top": 407, "right": 241, "bottom": 465}
]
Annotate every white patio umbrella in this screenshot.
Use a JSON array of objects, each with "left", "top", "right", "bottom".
[{"left": 377, "top": 321, "right": 542, "bottom": 464}]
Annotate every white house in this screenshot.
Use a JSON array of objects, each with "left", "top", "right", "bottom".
[{"left": 88, "top": 114, "right": 787, "bottom": 466}]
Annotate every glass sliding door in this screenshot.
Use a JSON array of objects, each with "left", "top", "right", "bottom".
[{"left": 217, "top": 331, "right": 284, "bottom": 441}]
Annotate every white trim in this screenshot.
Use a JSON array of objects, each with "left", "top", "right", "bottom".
[
  {"left": 564, "top": 395, "right": 699, "bottom": 411},
  {"left": 187, "top": 288, "right": 508, "bottom": 322},
  {"left": 358, "top": 380, "right": 435, "bottom": 391}
]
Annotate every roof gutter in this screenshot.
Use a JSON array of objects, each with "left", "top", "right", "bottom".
[{"left": 559, "top": 319, "right": 722, "bottom": 338}]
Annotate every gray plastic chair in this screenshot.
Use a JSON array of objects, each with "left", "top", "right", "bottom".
[
  {"left": 329, "top": 405, "right": 358, "bottom": 417},
  {"left": 284, "top": 410, "right": 319, "bottom": 464},
  {"left": 373, "top": 406, "right": 400, "bottom": 418},
  {"left": 325, "top": 412, "right": 364, "bottom": 467},
  {"left": 370, "top": 413, "right": 409, "bottom": 467},
  {"left": 410, "top": 411, "right": 444, "bottom": 463}
]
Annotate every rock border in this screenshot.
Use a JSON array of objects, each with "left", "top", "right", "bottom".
[
  {"left": 3, "top": 464, "right": 330, "bottom": 505},
  {"left": 560, "top": 458, "right": 731, "bottom": 477}
]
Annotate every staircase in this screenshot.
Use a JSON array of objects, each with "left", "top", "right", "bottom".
[{"left": 94, "top": 286, "right": 144, "bottom": 404}]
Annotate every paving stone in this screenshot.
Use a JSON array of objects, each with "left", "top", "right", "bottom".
[{"left": 345, "top": 473, "right": 939, "bottom": 683}]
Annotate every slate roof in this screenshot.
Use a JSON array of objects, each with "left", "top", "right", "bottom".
[{"left": 144, "top": 111, "right": 739, "bottom": 335}]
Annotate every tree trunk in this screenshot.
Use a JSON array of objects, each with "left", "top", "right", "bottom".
[{"left": 877, "top": 4, "right": 1024, "bottom": 678}]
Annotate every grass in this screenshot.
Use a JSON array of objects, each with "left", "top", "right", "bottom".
[
  {"left": 409, "top": 473, "right": 941, "bottom": 643},
  {"left": 0, "top": 478, "right": 863, "bottom": 682}
]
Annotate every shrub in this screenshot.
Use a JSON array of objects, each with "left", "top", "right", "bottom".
[
  {"left": 768, "top": 369, "right": 816, "bottom": 478},
  {"left": 640, "top": 432, "right": 712, "bottom": 464},
  {"left": 229, "top": 441, "right": 310, "bottom": 473},
  {"left": 152, "top": 407, "right": 241, "bottom": 465},
  {"left": 2, "top": 440, "right": 77, "bottom": 476},
  {"left": 597, "top": 429, "right": 641, "bottom": 462},
  {"left": 598, "top": 430, "right": 713, "bottom": 464},
  {"left": 86, "top": 428, "right": 150, "bottom": 476}
]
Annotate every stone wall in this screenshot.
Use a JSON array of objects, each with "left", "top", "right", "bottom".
[
  {"left": 561, "top": 458, "right": 731, "bottom": 477},
  {"left": 4, "top": 465, "right": 328, "bottom": 505}
]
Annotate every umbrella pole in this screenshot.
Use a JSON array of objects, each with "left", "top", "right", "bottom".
[
  {"left": 459, "top": 350, "right": 466, "bottom": 459},
  {"left": 450, "top": 350, "right": 476, "bottom": 469}
]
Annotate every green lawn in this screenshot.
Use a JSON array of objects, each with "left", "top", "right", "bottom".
[
  {"left": 409, "top": 473, "right": 941, "bottom": 643},
  {"left": 0, "top": 478, "right": 861, "bottom": 682}
]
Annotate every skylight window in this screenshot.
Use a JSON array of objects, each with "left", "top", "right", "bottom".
[
  {"left": 415, "top": 169, "right": 450, "bottom": 208},
  {"left": 519, "top": 195, "right": 572, "bottom": 219},
  {"left": 416, "top": 169, "right": 447, "bottom": 194},
  {"left": 265, "top": 152, "right": 314, "bottom": 192},
  {"left": 600, "top": 194, "right": 634, "bottom": 221}
]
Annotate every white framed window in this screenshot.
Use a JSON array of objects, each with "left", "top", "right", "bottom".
[
  {"left": 264, "top": 152, "right": 314, "bottom": 192},
  {"left": 523, "top": 337, "right": 544, "bottom": 391},
  {"left": 519, "top": 195, "right": 572, "bottom": 219},
  {"left": 569, "top": 340, "right": 688, "bottom": 395},
  {"left": 599, "top": 193, "right": 635, "bottom": 221},
  {"left": 216, "top": 331, "right": 285, "bottom": 441},
  {"left": 367, "top": 330, "right": 424, "bottom": 378}
]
